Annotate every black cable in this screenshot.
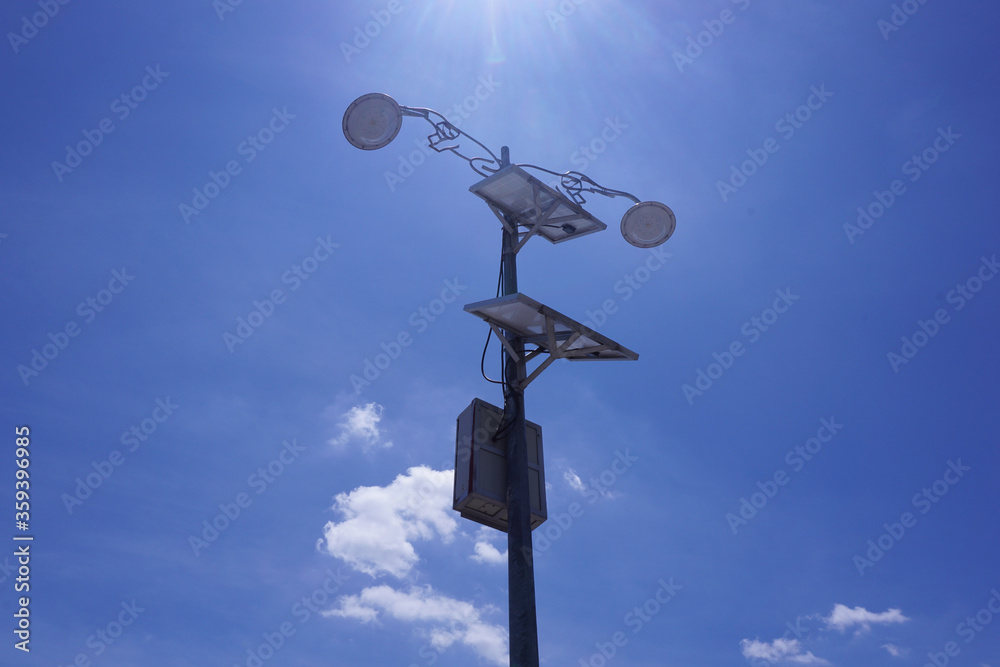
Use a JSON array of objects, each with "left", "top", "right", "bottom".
[
  {"left": 492, "top": 379, "right": 520, "bottom": 444},
  {"left": 491, "top": 245, "right": 517, "bottom": 444},
  {"left": 479, "top": 329, "right": 504, "bottom": 386},
  {"left": 479, "top": 255, "right": 505, "bottom": 386}
]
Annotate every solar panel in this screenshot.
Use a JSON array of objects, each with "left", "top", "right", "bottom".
[
  {"left": 469, "top": 165, "right": 607, "bottom": 244},
  {"left": 464, "top": 293, "right": 638, "bottom": 362}
]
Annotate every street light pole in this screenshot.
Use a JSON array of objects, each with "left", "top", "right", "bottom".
[
  {"left": 343, "top": 94, "right": 674, "bottom": 667},
  {"left": 497, "top": 147, "right": 540, "bottom": 667}
]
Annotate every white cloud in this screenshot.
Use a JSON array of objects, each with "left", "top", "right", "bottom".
[
  {"left": 740, "top": 638, "right": 829, "bottom": 665},
  {"left": 318, "top": 466, "right": 456, "bottom": 578},
  {"left": 324, "top": 584, "right": 508, "bottom": 665},
  {"left": 740, "top": 604, "right": 911, "bottom": 666},
  {"left": 881, "top": 643, "right": 907, "bottom": 658},
  {"left": 562, "top": 466, "right": 620, "bottom": 499},
  {"left": 564, "top": 468, "right": 586, "bottom": 493},
  {"left": 825, "top": 604, "right": 909, "bottom": 633},
  {"left": 471, "top": 541, "right": 507, "bottom": 565},
  {"left": 329, "top": 402, "right": 392, "bottom": 451}
]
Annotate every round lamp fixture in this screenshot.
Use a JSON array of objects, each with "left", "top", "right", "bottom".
[
  {"left": 620, "top": 201, "right": 676, "bottom": 248},
  {"left": 343, "top": 93, "right": 403, "bottom": 150}
]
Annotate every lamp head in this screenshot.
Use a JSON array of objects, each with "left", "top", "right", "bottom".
[
  {"left": 621, "top": 201, "right": 675, "bottom": 248},
  {"left": 343, "top": 93, "right": 403, "bottom": 150}
]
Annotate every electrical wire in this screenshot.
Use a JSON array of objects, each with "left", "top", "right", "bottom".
[
  {"left": 479, "top": 256, "right": 505, "bottom": 386},
  {"left": 491, "top": 240, "right": 518, "bottom": 444},
  {"left": 472, "top": 221, "right": 527, "bottom": 445},
  {"left": 515, "top": 163, "right": 642, "bottom": 205}
]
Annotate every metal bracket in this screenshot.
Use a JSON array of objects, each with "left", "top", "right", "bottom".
[
  {"left": 508, "top": 316, "right": 588, "bottom": 391},
  {"left": 486, "top": 195, "right": 560, "bottom": 256},
  {"left": 487, "top": 204, "right": 515, "bottom": 236},
  {"left": 513, "top": 183, "right": 559, "bottom": 254},
  {"left": 490, "top": 323, "right": 520, "bottom": 362}
]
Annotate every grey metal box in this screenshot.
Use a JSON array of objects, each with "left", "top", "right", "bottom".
[{"left": 453, "top": 398, "right": 546, "bottom": 532}]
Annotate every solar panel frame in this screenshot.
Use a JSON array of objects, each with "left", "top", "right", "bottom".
[
  {"left": 464, "top": 293, "right": 638, "bottom": 361},
  {"left": 469, "top": 165, "right": 608, "bottom": 244}
]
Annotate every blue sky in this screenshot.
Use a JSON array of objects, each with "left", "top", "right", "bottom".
[{"left": 2, "top": 0, "right": 999, "bottom": 665}]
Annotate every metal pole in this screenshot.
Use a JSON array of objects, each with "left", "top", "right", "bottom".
[{"left": 498, "top": 146, "right": 540, "bottom": 667}]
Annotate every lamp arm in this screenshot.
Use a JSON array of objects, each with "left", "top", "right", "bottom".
[
  {"left": 515, "top": 164, "right": 642, "bottom": 206},
  {"left": 400, "top": 106, "right": 502, "bottom": 177},
  {"left": 397, "top": 105, "right": 644, "bottom": 206}
]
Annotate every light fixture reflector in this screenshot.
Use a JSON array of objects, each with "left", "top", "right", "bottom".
[
  {"left": 343, "top": 93, "right": 403, "bottom": 150},
  {"left": 621, "top": 201, "right": 676, "bottom": 248}
]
